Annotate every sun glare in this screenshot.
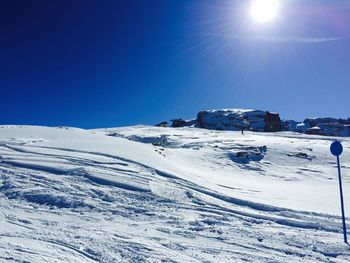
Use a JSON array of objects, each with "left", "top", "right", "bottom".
[{"left": 250, "top": 0, "right": 280, "bottom": 23}]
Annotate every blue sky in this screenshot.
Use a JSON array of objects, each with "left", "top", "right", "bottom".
[{"left": 1, "top": 0, "right": 350, "bottom": 128}]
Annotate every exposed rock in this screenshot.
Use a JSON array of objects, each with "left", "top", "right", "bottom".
[
  {"left": 303, "top": 117, "right": 349, "bottom": 127},
  {"left": 196, "top": 109, "right": 246, "bottom": 131},
  {"left": 195, "top": 109, "right": 281, "bottom": 132},
  {"left": 281, "top": 120, "right": 299, "bottom": 132},
  {"left": 156, "top": 108, "right": 350, "bottom": 137},
  {"left": 171, "top": 119, "right": 196, "bottom": 128},
  {"left": 124, "top": 135, "right": 169, "bottom": 147},
  {"left": 305, "top": 122, "right": 350, "bottom": 137},
  {"left": 152, "top": 135, "right": 169, "bottom": 147},
  {"left": 264, "top": 112, "right": 282, "bottom": 132},
  {"left": 275, "top": 117, "right": 350, "bottom": 136},
  {"left": 305, "top": 126, "right": 322, "bottom": 135},
  {"left": 156, "top": 121, "right": 168, "bottom": 127},
  {"left": 287, "top": 117, "right": 350, "bottom": 136},
  {"left": 228, "top": 146, "right": 267, "bottom": 164}
]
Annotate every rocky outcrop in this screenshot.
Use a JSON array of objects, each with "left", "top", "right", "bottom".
[
  {"left": 228, "top": 146, "right": 267, "bottom": 164},
  {"left": 264, "top": 112, "right": 282, "bottom": 132},
  {"left": 171, "top": 119, "right": 196, "bottom": 128},
  {"left": 155, "top": 121, "right": 168, "bottom": 127},
  {"left": 281, "top": 120, "right": 299, "bottom": 132},
  {"left": 156, "top": 109, "right": 350, "bottom": 137},
  {"left": 195, "top": 109, "right": 282, "bottom": 132},
  {"left": 303, "top": 119, "right": 350, "bottom": 137},
  {"left": 155, "top": 119, "right": 195, "bottom": 128}
]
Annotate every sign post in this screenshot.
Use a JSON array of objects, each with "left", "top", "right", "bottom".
[{"left": 330, "top": 140, "right": 347, "bottom": 244}]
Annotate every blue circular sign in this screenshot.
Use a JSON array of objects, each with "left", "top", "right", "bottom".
[{"left": 331, "top": 141, "right": 343, "bottom": 156}]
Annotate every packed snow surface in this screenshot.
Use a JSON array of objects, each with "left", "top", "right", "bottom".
[{"left": 1, "top": 125, "right": 350, "bottom": 262}]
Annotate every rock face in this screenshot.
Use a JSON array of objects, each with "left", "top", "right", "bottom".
[
  {"left": 171, "top": 119, "right": 196, "bottom": 128},
  {"left": 155, "top": 121, "right": 168, "bottom": 127},
  {"left": 281, "top": 120, "right": 299, "bottom": 132},
  {"left": 264, "top": 112, "right": 282, "bottom": 132},
  {"left": 156, "top": 109, "right": 350, "bottom": 137},
  {"left": 282, "top": 118, "right": 350, "bottom": 136},
  {"left": 195, "top": 109, "right": 282, "bottom": 132},
  {"left": 303, "top": 118, "right": 350, "bottom": 137},
  {"left": 155, "top": 119, "right": 195, "bottom": 128}
]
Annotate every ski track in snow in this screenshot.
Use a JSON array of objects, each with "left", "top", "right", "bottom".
[{"left": 0, "top": 125, "right": 350, "bottom": 262}]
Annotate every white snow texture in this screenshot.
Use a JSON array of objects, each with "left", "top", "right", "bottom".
[{"left": 1, "top": 125, "right": 350, "bottom": 262}]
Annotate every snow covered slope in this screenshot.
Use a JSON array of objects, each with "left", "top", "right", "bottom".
[{"left": 1, "top": 125, "right": 350, "bottom": 262}]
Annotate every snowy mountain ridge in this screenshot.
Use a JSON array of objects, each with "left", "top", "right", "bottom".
[
  {"left": 159, "top": 109, "right": 350, "bottom": 137},
  {"left": 1, "top": 125, "right": 350, "bottom": 262}
]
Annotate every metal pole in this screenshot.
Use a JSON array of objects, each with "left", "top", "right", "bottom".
[{"left": 337, "top": 155, "right": 348, "bottom": 244}]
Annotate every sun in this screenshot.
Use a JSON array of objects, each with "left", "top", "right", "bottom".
[{"left": 250, "top": 0, "right": 280, "bottom": 23}]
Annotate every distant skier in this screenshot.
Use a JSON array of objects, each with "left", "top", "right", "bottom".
[{"left": 239, "top": 115, "right": 249, "bottom": 135}]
